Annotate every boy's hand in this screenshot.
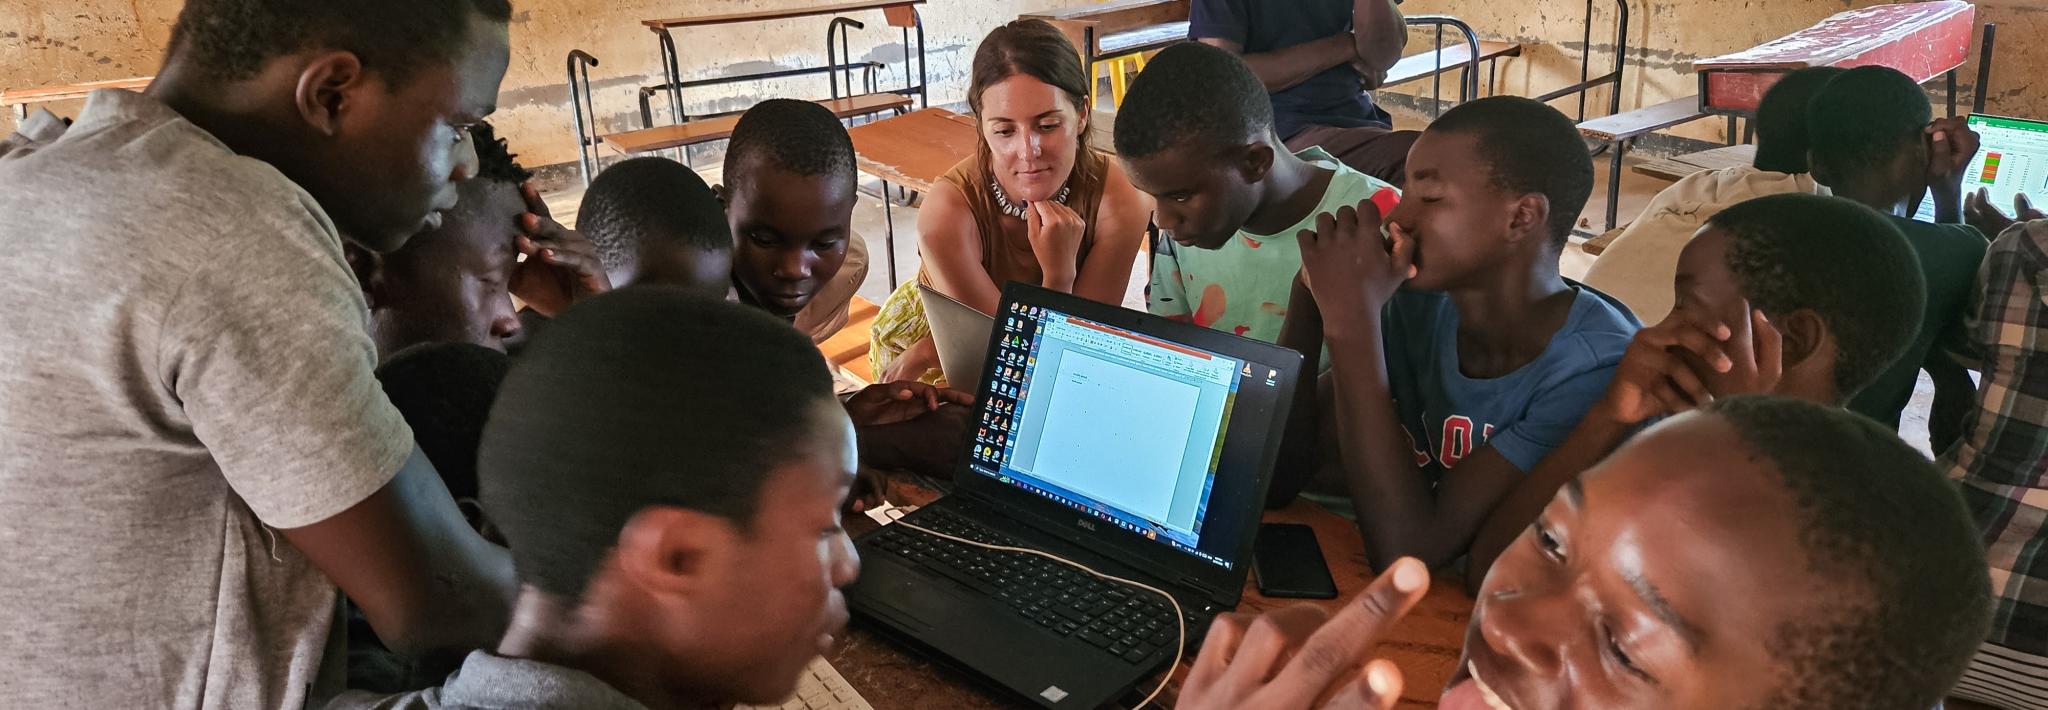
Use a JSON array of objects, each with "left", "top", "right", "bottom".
[
  {"left": 1926, "top": 117, "right": 1982, "bottom": 194},
  {"left": 512, "top": 183, "right": 613, "bottom": 317},
  {"left": 1179, "top": 558, "right": 1429, "bottom": 710},
  {"left": 1600, "top": 305, "right": 1779, "bottom": 424},
  {"left": 1966, "top": 188, "right": 2045, "bottom": 237},
  {"left": 1298, "top": 199, "right": 1414, "bottom": 336},
  {"left": 844, "top": 382, "right": 974, "bottom": 427},
  {"left": 1026, "top": 200, "right": 1087, "bottom": 278}
]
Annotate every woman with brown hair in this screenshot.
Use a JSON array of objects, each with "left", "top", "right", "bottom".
[{"left": 871, "top": 19, "right": 1152, "bottom": 384}]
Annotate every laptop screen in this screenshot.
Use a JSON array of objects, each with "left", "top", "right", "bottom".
[
  {"left": 966, "top": 300, "right": 1280, "bottom": 570},
  {"left": 1913, "top": 114, "right": 2048, "bottom": 222}
]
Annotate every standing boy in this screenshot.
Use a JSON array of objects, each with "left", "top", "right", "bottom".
[
  {"left": 1189, "top": 0, "right": 1417, "bottom": 184},
  {"left": 1294, "top": 96, "right": 1639, "bottom": 570},
  {"left": 0, "top": 1, "right": 537, "bottom": 706}
]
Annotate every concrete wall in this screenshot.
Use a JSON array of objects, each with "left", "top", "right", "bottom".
[
  {"left": 1381, "top": 0, "right": 2046, "bottom": 147},
  {"left": 5, "top": 0, "right": 2043, "bottom": 167},
  {"left": 0, "top": 0, "right": 1097, "bottom": 171}
]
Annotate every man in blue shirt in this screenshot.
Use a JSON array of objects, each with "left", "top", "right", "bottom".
[
  {"left": 1190, "top": 0, "right": 1418, "bottom": 186},
  {"left": 1289, "top": 97, "right": 1639, "bottom": 571}
]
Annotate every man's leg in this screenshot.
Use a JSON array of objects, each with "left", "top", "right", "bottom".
[{"left": 1285, "top": 124, "right": 1421, "bottom": 187}]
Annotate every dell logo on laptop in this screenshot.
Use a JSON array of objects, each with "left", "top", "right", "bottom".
[{"left": 1075, "top": 520, "right": 1096, "bottom": 532}]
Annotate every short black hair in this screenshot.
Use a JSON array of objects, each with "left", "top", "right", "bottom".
[
  {"left": 469, "top": 121, "right": 532, "bottom": 186},
  {"left": 376, "top": 342, "right": 512, "bottom": 504},
  {"left": 1752, "top": 67, "right": 1846, "bottom": 174},
  {"left": 1114, "top": 41, "right": 1274, "bottom": 159},
  {"left": 723, "top": 99, "right": 857, "bottom": 186},
  {"left": 578, "top": 157, "right": 734, "bottom": 275},
  {"left": 478, "top": 287, "right": 837, "bottom": 601},
  {"left": 1425, "top": 96, "right": 1593, "bottom": 246},
  {"left": 1707, "top": 194, "right": 1924, "bottom": 400},
  {"left": 166, "top": 0, "right": 511, "bottom": 85},
  {"left": 1806, "top": 66, "right": 1932, "bottom": 180},
  {"left": 1705, "top": 397, "right": 1989, "bottom": 710}
]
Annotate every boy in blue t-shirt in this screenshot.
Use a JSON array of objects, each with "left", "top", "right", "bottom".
[{"left": 1292, "top": 97, "right": 1640, "bottom": 570}]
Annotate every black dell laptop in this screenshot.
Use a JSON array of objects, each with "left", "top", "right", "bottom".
[{"left": 846, "top": 282, "right": 1304, "bottom": 709}]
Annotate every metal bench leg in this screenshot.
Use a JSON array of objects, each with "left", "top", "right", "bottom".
[
  {"left": 883, "top": 182, "right": 901, "bottom": 287},
  {"left": 1606, "top": 138, "right": 1626, "bottom": 231}
]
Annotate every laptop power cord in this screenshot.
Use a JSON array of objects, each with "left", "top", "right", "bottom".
[{"left": 889, "top": 519, "right": 1187, "bottom": 710}]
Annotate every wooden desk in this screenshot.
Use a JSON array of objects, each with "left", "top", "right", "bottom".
[
  {"left": 833, "top": 479, "right": 1475, "bottom": 709},
  {"left": 641, "top": 0, "right": 929, "bottom": 146},
  {"left": 1633, "top": 144, "right": 1757, "bottom": 183},
  {"left": 604, "top": 93, "right": 912, "bottom": 155},
  {"left": 1020, "top": 0, "right": 1191, "bottom": 105},
  {"left": 848, "top": 108, "right": 977, "bottom": 195},
  {"left": 1, "top": 76, "right": 152, "bottom": 119},
  {"left": 846, "top": 107, "right": 975, "bottom": 287},
  {"left": 1694, "top": 1, "right": 1976, "bottom": 115},
  {"left": 642, "top": 0, "right": 922, "bottom": 29}
]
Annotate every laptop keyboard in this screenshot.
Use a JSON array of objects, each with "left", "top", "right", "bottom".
[{"left": 866, "top": 508, "right": 1203, "bottom": 664}]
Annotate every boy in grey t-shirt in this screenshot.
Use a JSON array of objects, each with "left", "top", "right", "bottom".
[{"left": 0, "top": 1, "right": 597, "bottom": 707}]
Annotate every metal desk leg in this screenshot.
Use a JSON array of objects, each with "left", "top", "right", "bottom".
[
  {"left": 658, "top": 30, "right": 684, "bottom": 124},
  {"left": 1947, "top": 69, "right": 1959, "bottom": 117},
  {"left": 881, "top": 181, "right": 900, "bottom": 287}
]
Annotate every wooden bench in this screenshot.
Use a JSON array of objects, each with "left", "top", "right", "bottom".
[
  {"left": 819, "top": 296, "right": 882, "bottom": 385},
  {"left": 1634, "top": 143, "right": 1758, "bottom": 183},
  {"left": 601, "top": 92, "right": 912, "bottom": 155},
  {"left": 1, "top": 76, "right": 152, "bottom": 119},
  {"left": 1384, "top": 40, "right": 1521, "bottom": 90},
  {"left": 1020, "top": 0, "right": 1190, "bottom": 105},
  {"left": 1578, "top": 94, "right": 1712, "bottom": 231}
]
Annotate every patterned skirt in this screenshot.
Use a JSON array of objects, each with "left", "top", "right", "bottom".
[{"left": 869, "top": 277, "right": 947, "bottom": 387}]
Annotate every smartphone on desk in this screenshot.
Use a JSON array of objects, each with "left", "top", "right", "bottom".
[{"left": 1252, "top": 522, "right": 1338, "bottom": 599}]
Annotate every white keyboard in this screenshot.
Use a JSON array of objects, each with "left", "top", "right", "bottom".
[{"left": 739, "top": 658, "right": 875, "bottom": 710}]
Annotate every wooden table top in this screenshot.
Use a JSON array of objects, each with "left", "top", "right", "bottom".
[
  {"left": 0, "top": 76, "right": 152, "bottom": 107},
  {"left": 642, "top": 0, "right": 924, "bottom": 30},
  {"left": 831, "top": 477, "right": 1475, "bottom": 709},
  {"left": 847, "top": 108, "right": 1123, "bottom": 195},
  {"left": 847, "top": 108, "right": 979, "bottom": 194}
]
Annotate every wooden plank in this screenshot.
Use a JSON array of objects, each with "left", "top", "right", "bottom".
[
  {"left": 848, "top": 107, "right": 979, "bottom": 194},
  {"left": 1577, "top": 95, "right": 1708, "bottom": 143},
  {"left": 1383, "top": 40, "right": 1522, "bottom": 89},
  {"left": 1097, "top": 21, "right": 1189, "bottom": 56},
  {"left": 1695, "top": 1, "right": 1975, "bottom": 113},
  {"left": 604, "top": 92, "right": 912, "bottom": 155},
  {"left": 882, "top": 4, "right": 917, "bottom": 28},
  {"left": 1580, "top": 225, "right": 1628, "bottom": 256},
  {"left": 818, "top": 297, "right": 880, "bottom": 367},
  {"left": 643, "top": 0, "right": 923, "bottom": 30},
  {"left": 0, "top": 76, "right": 152, "bottom": 107},
  {"left": 1633, "top": 143, "right": 1757, "bottom": 182}
]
